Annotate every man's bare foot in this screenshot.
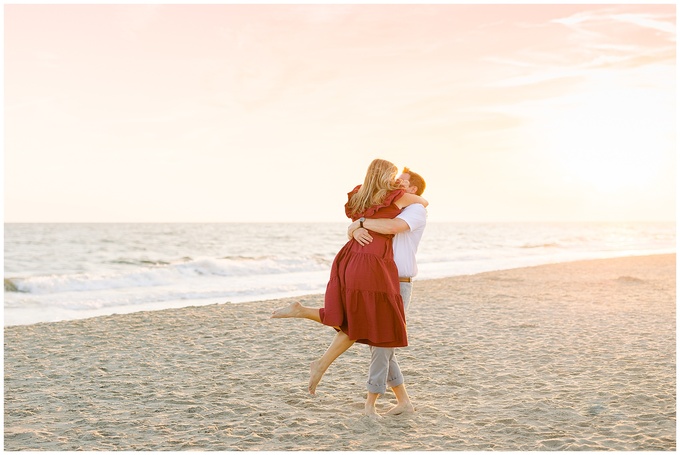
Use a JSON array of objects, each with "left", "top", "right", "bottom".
[
  {"left": 270, "top": 302, "right": 303, "bottom": 318},
  {"left": 364, "top": 405, "right": 383, "bottom": 419},
  {"left": 308, "top": 359, "right": 326, "bottom": 395},
  {"left": 383, "top": 401, "right": 415, "bottom": 415}
]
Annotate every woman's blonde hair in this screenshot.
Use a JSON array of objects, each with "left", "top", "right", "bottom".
[{"left": 347, "top": 158, "right": 401, "bottom": 217}]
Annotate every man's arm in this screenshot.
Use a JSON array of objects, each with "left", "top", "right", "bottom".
[
  {"left": 350, "top": 218, "right": 410, "bottom": 236},
  {"left": 347, "top": 217, "right": 411, "bottom": 246}
]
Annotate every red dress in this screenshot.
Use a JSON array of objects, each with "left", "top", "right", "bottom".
[{"left": 319, "top": 186, "right": 407, "bottom": 348}]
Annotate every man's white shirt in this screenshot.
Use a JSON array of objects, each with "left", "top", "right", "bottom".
[{"left": 393, "top": 203, "right": 427, "bottom": 278}]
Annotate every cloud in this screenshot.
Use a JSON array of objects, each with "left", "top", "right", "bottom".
[
  {"left": 551, "top": 7, "right": 675, "bottom": 38},
  {"left": 610, "top": 13, "right": 676, "bottom": 35}
]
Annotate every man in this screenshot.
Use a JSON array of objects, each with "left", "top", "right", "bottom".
[
  {"left": 272, "top": 168, "right": 427, "bottom": 417},
  {"left": 347, "top": 167, "right": 427, "bottom": 416}
]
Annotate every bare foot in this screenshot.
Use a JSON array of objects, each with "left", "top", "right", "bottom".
[
  {"left": 383, "top": 401, "right": 415, "bottom": 415},
  {"left": 308, "top": 359, "right": 326, "bottom": 395},
  {"left": 364, "top": 405, "right": 383, "bottom": 420},
  {"left": 271, "top": 302, "right": 303, "bottom": 319},
  {"left": 308, "top": 360, "right": 326, "bottom": 395}
]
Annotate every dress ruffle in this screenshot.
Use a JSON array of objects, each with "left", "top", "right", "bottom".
[
  {"left": 345, "top": 186, "right": 405, "bottom": 220},
  {"left": 320, "top": 184, "right": 408, "bottom": 348},
  {"left": 319, "top": 240, "right": 407, "bottom": 348}
]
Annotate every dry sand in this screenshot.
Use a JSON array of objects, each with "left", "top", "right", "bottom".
[{"left": 4, "top": 254, "right": 676, "bottom": 451}]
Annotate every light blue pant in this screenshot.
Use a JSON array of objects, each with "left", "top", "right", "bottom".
[{"left": 366, "top": 282, "right": 413, "bottom": 394}]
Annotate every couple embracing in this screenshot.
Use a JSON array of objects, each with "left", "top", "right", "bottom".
[{"left": 272, "top": 158, "right": 428, "bottom": 418}]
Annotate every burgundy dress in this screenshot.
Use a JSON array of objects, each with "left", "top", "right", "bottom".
[{"left": 319, "top": 186, "right": 407, "bottom": 348}]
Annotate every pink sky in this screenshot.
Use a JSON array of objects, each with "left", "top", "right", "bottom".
[{"left": 4, "top": 4, "right": 676, "bottom": 222}]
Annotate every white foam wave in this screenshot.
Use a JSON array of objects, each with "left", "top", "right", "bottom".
[
  {"left": 6, "top": 256, "right": 329, "bottom": 295},
  {"left": 4, "top": 222, "right": 674, "bottom": 327}
]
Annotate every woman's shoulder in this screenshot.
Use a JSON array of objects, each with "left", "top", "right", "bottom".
[
  {"left": 362, "top": 188, "right": 405, "bottom": 218},
  {"left": 347, "top": 184, "right": 361, "bottom": 198},
  {"left": 384, "top": 188, "right": 406, "bottom": 204}
]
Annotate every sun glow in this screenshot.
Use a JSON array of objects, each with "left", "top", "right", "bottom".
[
  {"left": 538, "top": 81, "right": 672, "bottom": 194},
  {"left": 4, "top": 4, "right": 675, "bottom": 222}
]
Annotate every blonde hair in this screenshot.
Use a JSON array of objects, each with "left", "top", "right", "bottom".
[{"left": 347, "top": 159, "right": 401, "bottom": 217}]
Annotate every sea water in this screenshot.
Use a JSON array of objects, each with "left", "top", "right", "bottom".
[{"left": 3, "top": 222, "right": 675, "bottom": 326}]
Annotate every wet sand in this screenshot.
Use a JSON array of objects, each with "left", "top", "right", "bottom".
[{"left": 4, "top": 254, "right": 676, "bottom": 450}]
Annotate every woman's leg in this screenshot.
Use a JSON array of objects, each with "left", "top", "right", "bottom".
[
  {"left": 270, "top": 301, "right": 321, "bottom": 323},
  {"left": 309, "top": 331, "right": 355, "bottom": 394},
  {"left": 272, "top": 302, "right": 355, "bottom": 394}
]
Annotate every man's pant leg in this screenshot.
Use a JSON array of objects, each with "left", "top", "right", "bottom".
[
  {"left": 367, "top": 346, "right": 397, "bottom": 393},
  {"left": 399, "top": 281, "right": 413, "bottom": 311},
  {"left": 366, "top": 282, "right": 413, "bottom": 393}
]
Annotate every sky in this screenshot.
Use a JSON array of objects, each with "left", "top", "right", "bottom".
[{"left": 3, "top": 3, "right": 676, "bottom": 223}]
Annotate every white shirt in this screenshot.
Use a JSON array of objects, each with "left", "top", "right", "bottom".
[{"left": 393, "top": 203, "right": 427, "bottom": 277}]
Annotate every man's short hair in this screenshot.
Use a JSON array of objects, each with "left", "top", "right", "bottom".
[{"left": 403, "top": 167, "right": 426, "bottom": 196}]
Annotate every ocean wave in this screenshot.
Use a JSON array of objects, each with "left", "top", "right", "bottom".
[
  {"left": 110, "top": 258, "right": 174, "bottom": 266},
  {"left": 4, "top": 256, "right": 329, "bottom": 295},
  {"left": 220, "top": 255, "right": 273, "bottom": 261},
  {"left": 519, "top": 242, "right": 560, "bottom": 249},
  {"left": 4, "top": 222, "right": 675, "bottom": 326}
]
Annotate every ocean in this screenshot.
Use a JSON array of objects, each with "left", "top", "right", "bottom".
[{"left": 3, "top": 222, "right": 675, "bottom": 326}]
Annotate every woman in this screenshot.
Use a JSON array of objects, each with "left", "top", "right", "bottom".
[{"left": 271, "top": 158, "right": 428, "bottom": 399}]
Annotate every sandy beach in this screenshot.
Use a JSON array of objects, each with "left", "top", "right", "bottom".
[{"left": 4, "top": 254, "right": 675, "bottom": 451}]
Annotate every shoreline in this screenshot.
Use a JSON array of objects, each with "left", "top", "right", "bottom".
[
  {"left": 4, "top": 250, "right": 675, "bottom": 328},
  {"left": 4, "top": 253, "right": 676, "bottom": 450}
]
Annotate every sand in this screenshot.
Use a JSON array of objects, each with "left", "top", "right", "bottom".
[{"left": 4, "top": 254, "right": 676, "bottom": 451}]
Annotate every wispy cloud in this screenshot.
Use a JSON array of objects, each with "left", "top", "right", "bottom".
[
  {"left": 485, "top": 6, "right": 674, "bottom": 90},
  {"left": 609, "top": 12, "right": 675, "bottom": 35},
  {"left": 551, "top": 7, "right": 675, "bottom": 40}
]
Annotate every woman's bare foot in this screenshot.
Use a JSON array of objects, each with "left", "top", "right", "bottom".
[
  {"left": 383, "top": 401, "right": 415, "bottom": 415},
  {"left": 308, "top": 359, "right": 326, "bottom": 395},
  {"left": 270, "top": 302, "right": 303, "bottom": 318}
]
